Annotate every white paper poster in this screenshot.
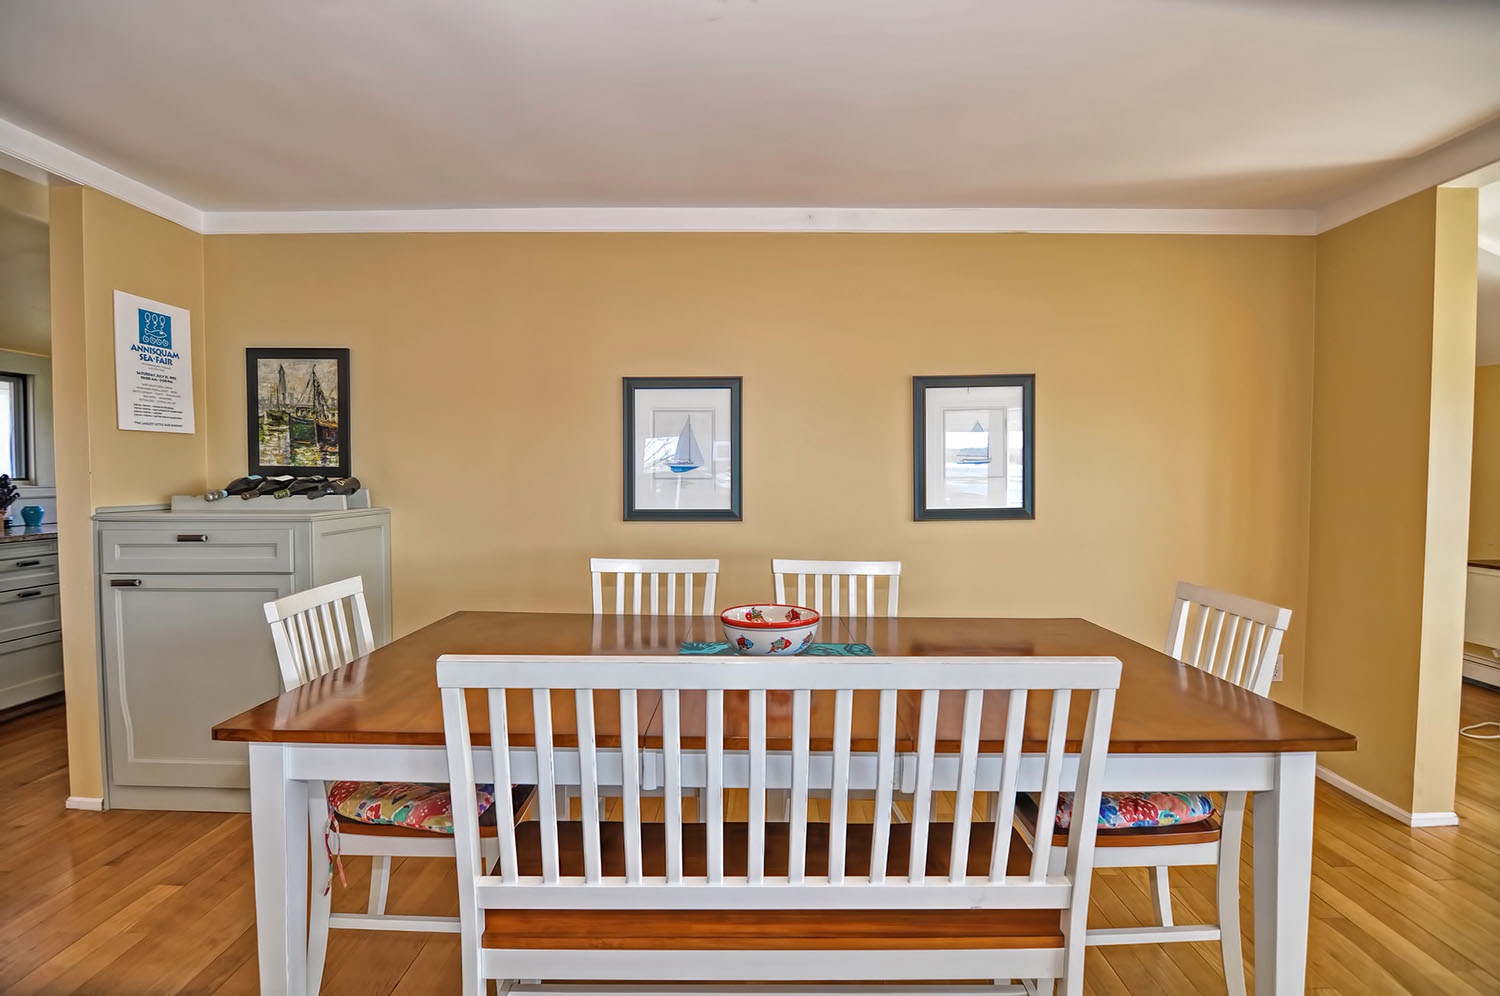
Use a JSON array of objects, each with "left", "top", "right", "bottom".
[{"left": 114, "top": 290, "right": 195, "bottom": 433}]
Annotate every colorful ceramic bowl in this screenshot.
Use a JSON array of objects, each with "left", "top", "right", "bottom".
[{"left": 720, "top": 604, "right": 820, "bottom": 655}]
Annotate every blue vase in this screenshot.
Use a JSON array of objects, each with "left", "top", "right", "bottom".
[{"left": 19, "top": 505, "right": 44, "bottom": 527}]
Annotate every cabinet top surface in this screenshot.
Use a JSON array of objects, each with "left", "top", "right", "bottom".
[
  {"left": 92, "top": 506, "right": 389, "bottom": 523},
  {"left": 0, "top": 524, "right": 58, "bottom": 545}
]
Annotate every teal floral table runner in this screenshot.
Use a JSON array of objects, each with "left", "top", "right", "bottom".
[{"left": 678, "top": 641, "right": 874, "bottom": 656}]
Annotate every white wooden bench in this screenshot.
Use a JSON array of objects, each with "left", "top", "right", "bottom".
[{"left": 438, "top": 654, "right": 1121, "bottom": 996}]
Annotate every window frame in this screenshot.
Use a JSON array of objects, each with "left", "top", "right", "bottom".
[{"left": 0, "top": 371, "right": 33, "bottom": 483}]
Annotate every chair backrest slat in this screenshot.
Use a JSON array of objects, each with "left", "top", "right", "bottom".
[
  {"left": 989, "top": 688, "right": 1027, "bottom": 884},
  {"left": 1030, "top": 689, "right": 1072, "bottom": 882},
  {"left": 487, "top": 688, "right": 518, "bottom": 882},
  {"left": 438, "top": 654, "right": 1120, "bottom": 937},
  {"left": 771, "top": 559, "right": 902, "bottom": 618},
  {"left": 264, "top": 577, "right": 375, "bottom": 692},
  {"left": 590, "top": 558, "right": 720, "bottom": 616},
  {"left": 1166, "top": 582, "right": 1293, "bottom": 696}
]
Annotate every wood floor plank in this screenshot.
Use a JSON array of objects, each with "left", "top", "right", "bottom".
[{"left": 3, "top": 684, "right": 1500, "bottom": 993}]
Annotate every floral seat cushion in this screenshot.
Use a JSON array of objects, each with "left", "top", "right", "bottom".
[
  {"left": 1055, "top": 791, "right": 1217, "bottom": 830},
  {"left": 327, "top": 780, "right": 496, "bottom": 834}
]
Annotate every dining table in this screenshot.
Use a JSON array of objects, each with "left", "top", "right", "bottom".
[{"left": 213, "top": 610, "right": 1356, "bottom": 996}]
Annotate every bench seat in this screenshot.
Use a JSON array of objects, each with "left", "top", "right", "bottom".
[{"left": 485, "top": 820, "right": 1063, "bottom": 951}]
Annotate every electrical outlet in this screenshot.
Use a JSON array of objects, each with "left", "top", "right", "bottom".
[{"left": 1272, "top": 654, "right": 1285, "bottom": 682}]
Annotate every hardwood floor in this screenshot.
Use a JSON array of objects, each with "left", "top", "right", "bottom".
[{"left": 3, "top": 685, "right": 1499, "bottom": 994}]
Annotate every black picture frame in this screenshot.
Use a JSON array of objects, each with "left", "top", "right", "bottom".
[
  {"left": 245, "top": 347, "right": 352, "bottom": 478},
  {"left": 623, "top": 376, "right": 742, "bottom": 521},
  {"left": 913, "top": 374, "right": 1035, "bottom": 521}
]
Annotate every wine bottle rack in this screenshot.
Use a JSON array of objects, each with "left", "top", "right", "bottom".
[{"left": 169, "top": 489, "right": 372, "bottom": 513}]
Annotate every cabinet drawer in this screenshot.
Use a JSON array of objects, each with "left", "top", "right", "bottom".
[
  {"left": 0, "top": 584, "right": 60, "bottom": 642},
  {"left": 0, "top": 631, "right": 63, "bottom": 710},
  {"left": 99, "top": 527, "right": 295, "bottom": 574},
  {"left": 0, "top": 549, "right": 59, "bottom": 592}
]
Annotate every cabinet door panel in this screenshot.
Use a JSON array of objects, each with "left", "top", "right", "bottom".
[{"left": 101, "top": 574, "right": 291, "bottom": 790}]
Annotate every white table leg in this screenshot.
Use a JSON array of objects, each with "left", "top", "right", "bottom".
[
  {"left": 1252, "top": 751, "right": 1316, "bottom": 995},
  {"left": 249, "top": 742, "right": 310, "bottom": 996}
]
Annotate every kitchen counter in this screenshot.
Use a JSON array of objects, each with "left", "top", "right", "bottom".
[
  {"left": 0, "top": 524, "right": 57, "bottom": 545},
  {"left": 1471, "top": 560, "right": 1500, "bottom": 571}
]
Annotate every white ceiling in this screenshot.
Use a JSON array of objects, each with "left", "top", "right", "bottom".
[{"left": 0, "top": 0, "right": 1498, "bottom": 216}]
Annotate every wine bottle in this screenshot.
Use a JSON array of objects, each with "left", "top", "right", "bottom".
[
  {"left": 306, "top": 476, "right": 361, "bottom": 499},
  {"left": 203, "top": 475, "right": 264, "bottom": 501},
  {"left": 240, "top": 476, "right": 294, "bottom": 500},
  {"left": 272, "top": 477, "right": 328, "bottom": 499}
]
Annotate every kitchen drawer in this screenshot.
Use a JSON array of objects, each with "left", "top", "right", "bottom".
[
  {"left": 0, "top": 583, "right": 60, "bottom": 642},
  {"left": 98, "top": 526, "right": 296, "bottom": 574},
  {"left": 0, "top": 631, "right": 63, "bottom": 711},
  {"left": 0, "top": 548, "right": 58, "bottom": 592}
]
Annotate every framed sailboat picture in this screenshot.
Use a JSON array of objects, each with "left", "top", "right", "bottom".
[
  {"left": 913, "top": 374, "right": 1034, "bottom": 520},
  {"left": 623, "top": 377, "right": 741, "bottom": 521},
  {"left": 245, "top": 347, "right": 351, "bottom": 478}
]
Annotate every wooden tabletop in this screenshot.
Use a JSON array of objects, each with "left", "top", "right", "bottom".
[{"left": 213, "top": 611, "right": 1355, "bottom": 755}]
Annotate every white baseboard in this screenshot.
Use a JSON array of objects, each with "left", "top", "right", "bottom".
[
  {"left": 1316, "top": 766, "right": 1459, "bottom": 828},
  {"left": 64, "top": 796, "right": 104, "bottom": 811}
]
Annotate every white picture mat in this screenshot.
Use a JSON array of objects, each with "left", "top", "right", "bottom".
[
  {"left": 633, "top": 387, "right": 734, "bottom": 510},
  {"left": 113, "top": 290, "right": 195, "bottom": 434},
  {"left": 924, "top": 384, "right": 1025, "bottom": 510}
]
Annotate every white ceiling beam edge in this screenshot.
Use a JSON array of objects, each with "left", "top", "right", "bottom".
[
  {"left": 201, "top": 205, "right": 1316, "bottom": 236},
  {"left": 1317, "top": 116, "right": 1500, "bottom": 232},
  {"left": 0, "top": 117, "right": 202, "bottom": 231},
  {"left": 0, "top": 113, "right": 1494, "bottom": 239}
]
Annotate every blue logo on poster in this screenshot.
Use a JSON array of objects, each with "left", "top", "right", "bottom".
[{"left": 138, "top": 309, "right": 172, "bottom": 349}]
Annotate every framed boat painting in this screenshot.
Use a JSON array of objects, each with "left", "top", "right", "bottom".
[
  {"left": 623, "top": 376, "right": 742, "bottom": 520},
  {"left": 246, "top": 347, "right": 351, "bottom": 478},
  {"left": 913, "top": 374, "right": 1034, "bottom": 520}
]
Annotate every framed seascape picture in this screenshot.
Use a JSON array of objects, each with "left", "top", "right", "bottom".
[
  {"left": 246, "top": 348, "right": 351, "bottom": 478},
  {"left": 913, "top": 374, "right": 1034, "bottom": 520},
  {"left": 623, "top": 377, "right": 741, "bottom": 521}
]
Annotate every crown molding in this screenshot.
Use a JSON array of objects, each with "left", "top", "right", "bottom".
[
  {"left": 0, "top": 117, "right": 202, "bottom": 231},
  {"left": 1316, "top": 116, "right": 1500, "bottom": 233},
  {"left": 200, "top": 205, "right": 1317, "bottom": 235},
  {"left": 3, "top": 109, "right": 1497, "bottom": 238}
]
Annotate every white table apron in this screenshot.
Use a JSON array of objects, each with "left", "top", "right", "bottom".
[{"left": 248, "top": 741, "right": 1317, "bottom": 996}]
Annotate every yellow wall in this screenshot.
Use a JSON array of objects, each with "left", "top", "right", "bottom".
[
  {"left": 50, "top": 186, "right": 206, "bottom": 798},
  {"left": 1304, "top": 188, "right": 1478, "bottom": 815},
  {"left": 1469, "top": 363, "right": 1500, "bottom": 559},
  {"left": 203, "top": 232, "right": 1317, "bottom": 705}
]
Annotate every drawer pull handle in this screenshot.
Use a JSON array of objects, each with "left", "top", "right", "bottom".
[
  {"left": 15, "top": 589, "right": 42, "bottom": 598},
  {"left": 110, "top": 579, "right": 143, "bottom": 588},
  {"left": 13, "top": 560, "right": 40, "bottom": 568},
  {"left": 176, "top": 534, "right": 209, "bottom": 543}
]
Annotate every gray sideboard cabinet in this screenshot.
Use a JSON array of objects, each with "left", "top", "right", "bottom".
[{"left": 94, "top": 504, "right": 391, "bottom": 811}]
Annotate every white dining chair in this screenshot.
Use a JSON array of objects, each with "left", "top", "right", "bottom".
[
  {"left": 438, "top": 652, "right": 1121, "bottom": 996},
  {"left": 586, "top": 558, "right": 720, "bottom": 818},
  {"left": 772, "top": 558, "right": 901, "bottom": 617},
  {"left": 590, "top": 557, "right": 720, "bottom": 615},
  {"left": 1016, "top": 581, "right": 1292, "bottom": 996},
  {"left": 265, "top": 577, "right": 520, "bottom": 994}
]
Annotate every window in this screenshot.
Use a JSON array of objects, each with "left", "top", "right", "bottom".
[{"left": 0, "top": 373, "right": 30, "bottom": 481}]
